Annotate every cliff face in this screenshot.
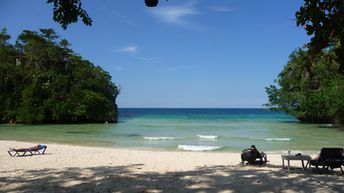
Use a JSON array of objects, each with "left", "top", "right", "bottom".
[{"left": 114, "top": 103, "right": 118, "bottom": 123}]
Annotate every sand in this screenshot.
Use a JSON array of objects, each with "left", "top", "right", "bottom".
[{"left": 0, "top": 140, "right": 343, "bottom": 193}]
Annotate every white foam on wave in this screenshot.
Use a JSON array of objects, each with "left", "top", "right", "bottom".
[
  {"left": 264, "top": 138, "right": 292, "bottom": 141},
  {"left": 178, "top": 145, "right": 222, "bottom": 151},
  {"left": 143, "top": 136, "right": 176, "bottom": 140},
  {"left": 197, "top": 135, "right": 218, "bottom": 139}
]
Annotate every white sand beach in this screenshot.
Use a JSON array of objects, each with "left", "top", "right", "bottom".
[{"left": 1, "top": 140, "right": 343, "bottom": 193}]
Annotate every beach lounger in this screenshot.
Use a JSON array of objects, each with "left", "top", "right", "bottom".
[
  {"left": 8, "top": 144, "right": 47, "bottom": 157},
  {"left": 241, "top": 148, "right": 267, "bottom": 165},
  {"left": 308, "top": 147, "right": 344, "bottom": 174}
]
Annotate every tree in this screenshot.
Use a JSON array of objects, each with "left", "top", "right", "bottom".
[
  {"left": 0, "top": 29, "right": 11, "bottom": 46},
  {"left": 0, "top": 28, "right": 120, "bottom": 124},
  {"left": 296, "top": 0, "right": 344, "bottom": 72},
  {"left": 0, "top": 29, "right": 21, "bottom": 121},
  {"left": 265, "top": 48, "right": 344, "bottom": 124},
  {"left": 270, "top": 0, "right": 344, "bottom": 126},
  {"left": 46, "top": 0, "right": 163, "bottom": 29},
  {"left": 47, "top": 0, "right": 92, "bottom": 30}
]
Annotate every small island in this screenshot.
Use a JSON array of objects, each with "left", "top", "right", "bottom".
[{"left": 0, "top": 29, "right": 119, "bottom": 124}]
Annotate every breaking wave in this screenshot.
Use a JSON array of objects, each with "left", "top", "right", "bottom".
[
  {"left": 264, "top": 138, "right": 292, "bottom": 141},
  {"left": 178, "top": 145, "right": 222, "bottom": 151},
  {"left": 197, "top": 135, "right": 219, "bottom": 139},
  {"left": 143, "top": 136, "right": 176, "bottom": 140}
]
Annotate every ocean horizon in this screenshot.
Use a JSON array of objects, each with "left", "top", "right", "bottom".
[{"left": 0, "top": 108, "right": 343, "bottom": 153}]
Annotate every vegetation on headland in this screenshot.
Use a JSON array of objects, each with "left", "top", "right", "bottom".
[
  {"left": 265, "top": 47, "right": 344, "bottom": 124},
  {"left": 0, "top": 28, "right": 119, "bottom": 124},
  {"left": 266, "top": 0, "right": 344, "bottom": 125}
]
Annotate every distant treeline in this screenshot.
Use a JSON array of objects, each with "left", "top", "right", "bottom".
[{"left": 0, "top": 28, "right": 119, "bottom": 124}]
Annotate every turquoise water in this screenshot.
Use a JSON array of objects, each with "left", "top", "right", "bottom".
[{"left": 0, "top": 108, "right": 343, "bottom": 153}]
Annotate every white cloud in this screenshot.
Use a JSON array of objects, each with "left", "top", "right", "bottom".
[
  {"left": 211, "top": 6, "right": 232, "bottom": 12},
  {"left": 151, "top": 4, "right": 199, "bottom": 24},
  {"left": 116, "top": 45, "right": 139, "bottom": 53}
]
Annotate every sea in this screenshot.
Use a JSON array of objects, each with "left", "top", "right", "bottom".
[{"left": 0, "top": 108, "right": 343, "bottom": 154}]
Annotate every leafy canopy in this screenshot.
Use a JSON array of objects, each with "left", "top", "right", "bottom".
[
  {"left": 46, "top": 0, "right": 164, "bottom": 29},
  {"left": 296, "top": 0, "right": 344, "bottom": 71},
  {"left": 0, "top": 28, "right": 119, "bottom": 124},
  {"left": 265, "top": 0, "right": 344, "bottom": 126},
  {"left": 265, "top": 47, "right": 344, "bottom": 124},
  {"left": 47, "top": 0, "right": 92, "bottom": 29}
]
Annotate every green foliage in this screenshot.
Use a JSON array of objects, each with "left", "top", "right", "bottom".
[
  {"left": 296, "top": 0, "right": 344, "bottom": 72},
  {"left": 45, "top": 0, "right": 163, "bottom": 29},
  {"left": 265, "top": 48, "right": 344, "bottom": 123},
  {"left": 271, "top": 0, "right": 344, "bottom": 125},
  {"left": 47, "top": 0, "right": 92, "bottom": 30},
  {"left": 0, "top": 28, "right": 119, "bottom": 124},
  {"left": 0, "top": 28, "right": 11, "bottom": 46}
]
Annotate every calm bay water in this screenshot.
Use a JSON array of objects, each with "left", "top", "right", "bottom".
[{"left": 0, "top": 108, "right": 343, "bottom": 153}]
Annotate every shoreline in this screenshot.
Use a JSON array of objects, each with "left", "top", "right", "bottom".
[
  {"left": 1, "top": 140, "right": 344, "bottom": 192},
  {"left": 0, "top": 138, "right": 320, "bottom": 154}
]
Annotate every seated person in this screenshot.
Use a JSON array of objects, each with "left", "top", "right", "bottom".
[
  {"left": 31, "top": 144, "right": 47, "bottom": 151},
  {"left": 241, "top": 145, "right": 267, "bottom": 164}
]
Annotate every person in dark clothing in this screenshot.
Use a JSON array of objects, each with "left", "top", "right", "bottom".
[{"left": 241, "top": 145, "right": 267, "bottom": 164}]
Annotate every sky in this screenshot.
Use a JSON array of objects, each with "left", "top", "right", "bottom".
[{"left": 0, "top": 0, "right": 309, "bottom": 108}]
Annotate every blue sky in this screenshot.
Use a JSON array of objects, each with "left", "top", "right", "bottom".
[{"left": 0, "top": 0, "right": 309, "bottom": 108}]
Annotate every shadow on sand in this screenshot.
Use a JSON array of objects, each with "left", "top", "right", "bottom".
[{"left": 1, "top": 164, "right": 344, "bottom": 193}]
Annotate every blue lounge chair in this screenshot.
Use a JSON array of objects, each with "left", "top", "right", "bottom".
[{"left": 8, "top": 144, "right": 47, "bottom": 157}]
